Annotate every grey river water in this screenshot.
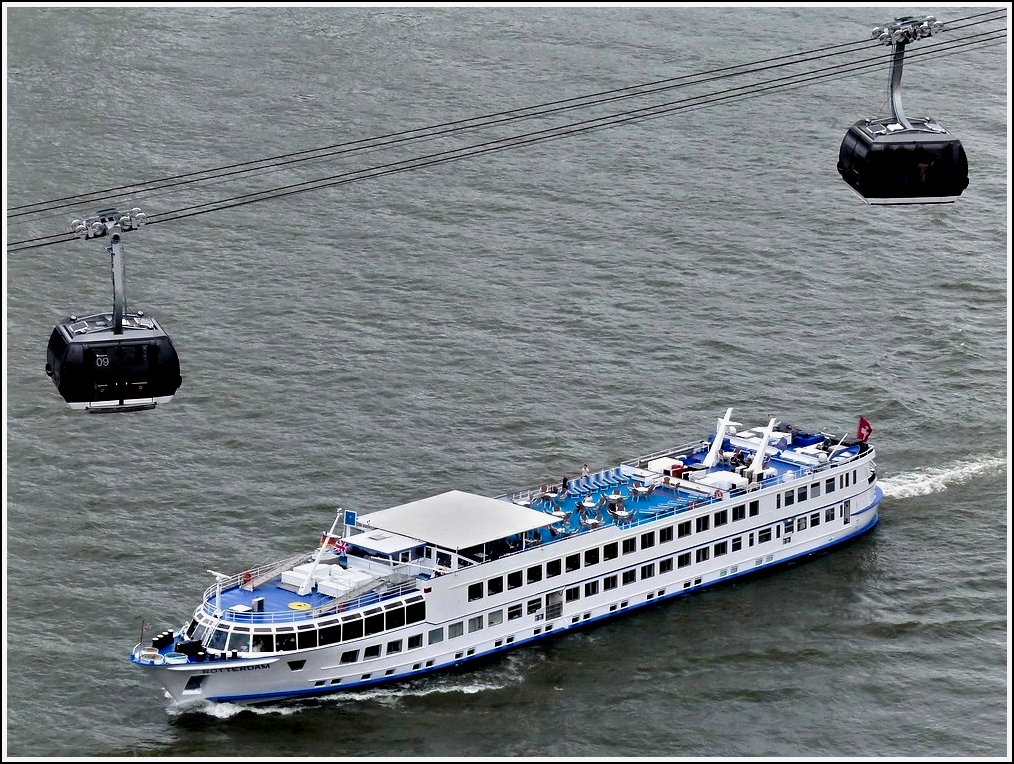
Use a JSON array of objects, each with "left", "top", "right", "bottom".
[{"left": 4, "top": 5, "right": 1009, "bottom": 759}]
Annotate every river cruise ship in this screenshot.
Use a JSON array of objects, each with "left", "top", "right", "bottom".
[{"left": 131, "top": 409, "right": 881, "bottom": 709}]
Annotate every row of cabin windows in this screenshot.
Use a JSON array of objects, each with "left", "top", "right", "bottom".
[
  {"left": 776, "top": 471, "right": 856, "bottom": 509},
  {"left": 190, "top": 598, "right": 426, "bottom": 654},
  {"left": 467, "top": 499, "right": 761, "bottom": 602},
  {"left": 248, "top": 504, "right": 858, "bottom": 665},
  {"left": 467, "top": 501, "right": 855, "bottom": 605},
  {"left": 334, "top": 596, "right": 547, "bottom": 665}
]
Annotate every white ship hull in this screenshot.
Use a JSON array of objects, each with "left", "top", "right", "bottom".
[{"left": 132, "top": 412, "right": 882, "bottom": 709}]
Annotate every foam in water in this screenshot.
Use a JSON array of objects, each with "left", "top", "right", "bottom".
[{"left": 879, "top": 454, "right": 1007, "bottom": 499}]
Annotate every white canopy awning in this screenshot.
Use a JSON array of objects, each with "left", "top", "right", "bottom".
[{"left": 356, "top": 490, "right": 559, "bottom": 551}]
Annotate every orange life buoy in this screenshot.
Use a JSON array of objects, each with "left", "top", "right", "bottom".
[
  {"left": 241, "top": 571, "right": 252, "bottom": 585},
  {"left": 714, "top": 489, "right": 724, "bottom": 500}
]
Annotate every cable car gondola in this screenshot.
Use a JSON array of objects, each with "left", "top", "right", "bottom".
[
  {"left": 837, "top": 15, "right": 968, "bottom": 205},
  {"left": 45, "top": 209, "right": 182, "bottom": 412}
]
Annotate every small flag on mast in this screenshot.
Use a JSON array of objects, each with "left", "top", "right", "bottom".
[{"left": 857, "top": 416, "right": 873, "bottom": 442}]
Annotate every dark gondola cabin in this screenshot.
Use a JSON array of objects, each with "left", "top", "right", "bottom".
[
  {"left": 838, "top": 116, "right": 969, "bottom": 204},
  {"left": 838, "top": 14, "right": 969, "bottom": 205},
  {"left": 46, "top": 311, "right": 182, "bottom": 411}
]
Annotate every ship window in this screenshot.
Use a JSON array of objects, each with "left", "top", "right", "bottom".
[
  {"left": 660, "top": 557, "right": 674, "bottom": 574},
  {"left": 797, "top": 486, "right": 808, "bottom": 502},
  {"left": 696, "top": 517, "right": 709, "bottom": 533},
  {"left": 842, "top": 501, "right": 851, "bottom": 524},
  {"left": 784, "top": 490, "right": 794, "bottom": 507},
  {"left": 853, "top": 469, "right": 857, "bottom": 484},
  {"left": 319, "top": 622, "right": 342, "bottom": 646},
  {"left": 207, "top": 629, "right": 229, "bottom": 651},
  {"left": 825, "top": 478, "right": 835, "bottom": 494},
  {"left": 784, "top": 518, "right": 795, "bottom": 534},
  {"left": 507, "top": 604, "right": 522, "bottom": 621},
  {"left": 364, "top": 645, "right": 381, "bottom": 659},
  {"left": 227, "top": 631, "right": 251, "bottom": 653},
  {"left": 276, "top": 632, "right": 297, "bottom": 652},
  {"left": 659, "top": 526, "right": 674, "bottom": 543},
  {"left": 640, "top": 564, "right": 655, "bottom": 579},
  {"left": 409, "top": 635, "right": 423, "bottom": 650},
  {"left": 340, "top": 650, "right": 359, "bottom": 664},
  {"left": 468, "top": 616, "right": 483, "bottom": 633},
  {"left": 714, "top": 541, "right": 728, "bottom": 557},
  {"left": 527, "top": 565, "right": 543, "bottom": 584},
  {"left": 622, "top": 569, "right": 637, "bottom": 585},
  {"left": 406, "top": 601, "right": 426, "bottom": 624},
  {"left": 749, "top": 532, "right": 755, "bottom": 547},
  {"left": 566, "top": 554, "right": 581, "bottom": 572},
  {"left": 507, "top": 571, "right": 523, "bottom": 590},
  {"left": 546, "top": 559, "right": 562, "bottom": 578},
  {"left": 732, "top": 504, "right": 746, "bottom": 521},
  {"left": 585, "top": 580, "right": 599, "bottom": 596},
  {"left": 365, "top": 612, "right": 385, "bottom": 635},
  {"left": 622, "top": 538, "right": 637, "bottom": 554},
  {"left": 297, "top": 629, "right": 317, "bottom": 650},
  {"left": 584, "top": 548, "right": 599, "bottom": 567},
  {"left": 342, "top": 617, "right": 364, "bottom": 641},
  {"left": 810, "top": 512, "right": 821, "bottom": 527},
  {"left": 488, "top": 610, "right": 504, "bottom": 627},
  {"left": 436, "top": 551, "right": 452, "bottom": 568},
  {"left": 810, "top": 482, "right": 821, "bottom": 498},
  {"left": 677, "top": 553, "right": 691, "bottom": 568},
  {"left": 565, "top": 587, "right": 580, "bottom": 602},
  {"left": 467, "top": 582, "right": 484, "bottom": 602},
  {"left": 387, "top": 640, "right": 402, "bottom": 654},
  {"left": 758, "top": 528, "right": 772, "bottom": 543},
  {"left": 732, "top": 537, "right": 742, "bottom": 552},
  {"left": 749, "top": 500, "right": 759, "bottom": 517},
  {"left": 713, "top": 510, "right": 728, "bottom": 527},
  {"left": 287, "top": 659, "right": 306, "bottom": 671},
  {"left": 527, "top": 598, "right": 542, "bottom": 614},
  {"left": 385, "top": 607, "right": 406, "bottom": 630},
  {"left": 604, "top": 574, "right": 618, "bottom": 590},
  {"left": 603, "top": 542, "right": 619, "bottom": 560},
  {"left": 696, "top": 548, "right": 709, "bottom": 563},
  {"left": 797, "top": 516, "right": 808, "bottom": 530},
  {"left": 448, "top": 622, "right": 464, "bottom": 638},
  {"left": 185, "top": 619, "right": 199, "bottom": 638},
  {"left": 776, "top": 493, "right": 781, "bottom": 509},
  {"left": 825, "top": 507, "right": 835, "bottom": 523},
  {"left": 428, "top": 628, "right": 444, "bottom": 644},
  {"left": 487, "top": 576, "right": 504, "bottom": 595},
  {"left": 640, "top": 531, "right": 655, "bottom": 549},
  {"left": 251, "top": 633, "right": 274, "bottom": 653},
  {"left": 677, "top": 521, "right": 691, "bottom": 538}
]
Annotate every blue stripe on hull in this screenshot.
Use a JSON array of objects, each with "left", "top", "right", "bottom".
[{"left": 203, "top": 489, "right": 884, "bottom": 707}]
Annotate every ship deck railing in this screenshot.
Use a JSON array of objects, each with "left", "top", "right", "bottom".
[
  {"left": 200, "top": 577, "right": 419, "bottom": 625},
  {"left": 490, "top": 447, "right": 868, "bottom": 561}
]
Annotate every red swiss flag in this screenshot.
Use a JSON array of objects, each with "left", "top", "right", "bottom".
[{"left": 856, "top": 416, "right": 873, "bottom": 442}]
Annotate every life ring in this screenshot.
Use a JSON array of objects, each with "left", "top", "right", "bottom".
[
  {"left": 241, "top": 571, "right": 252, "bottom": 585},
  {"left": 714, "top": 489, "right": 724, "bottom": 500}
]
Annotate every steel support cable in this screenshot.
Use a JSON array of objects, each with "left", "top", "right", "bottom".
[
  {"left": 13, "top": 6, "right": 1003, "bottom": 218},
  {"left": 7, "top": 8, "right": 1006, "bottom": 220},
  {"left": 7, "top": 21, "right": 1003, "bottom": 235},
  {"left": 8, "top": 36, "right": 884, "bottom": 220},
  {"left": 5, "top": 29, "right": 1005, "bottom": 252},
  {"left": 93, "top": 32, "right": 1014, "bottom": 220}
]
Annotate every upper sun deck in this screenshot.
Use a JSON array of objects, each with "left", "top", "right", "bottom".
[{"left": 193, "top": 414, "right": 873, "bottom": 628}]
